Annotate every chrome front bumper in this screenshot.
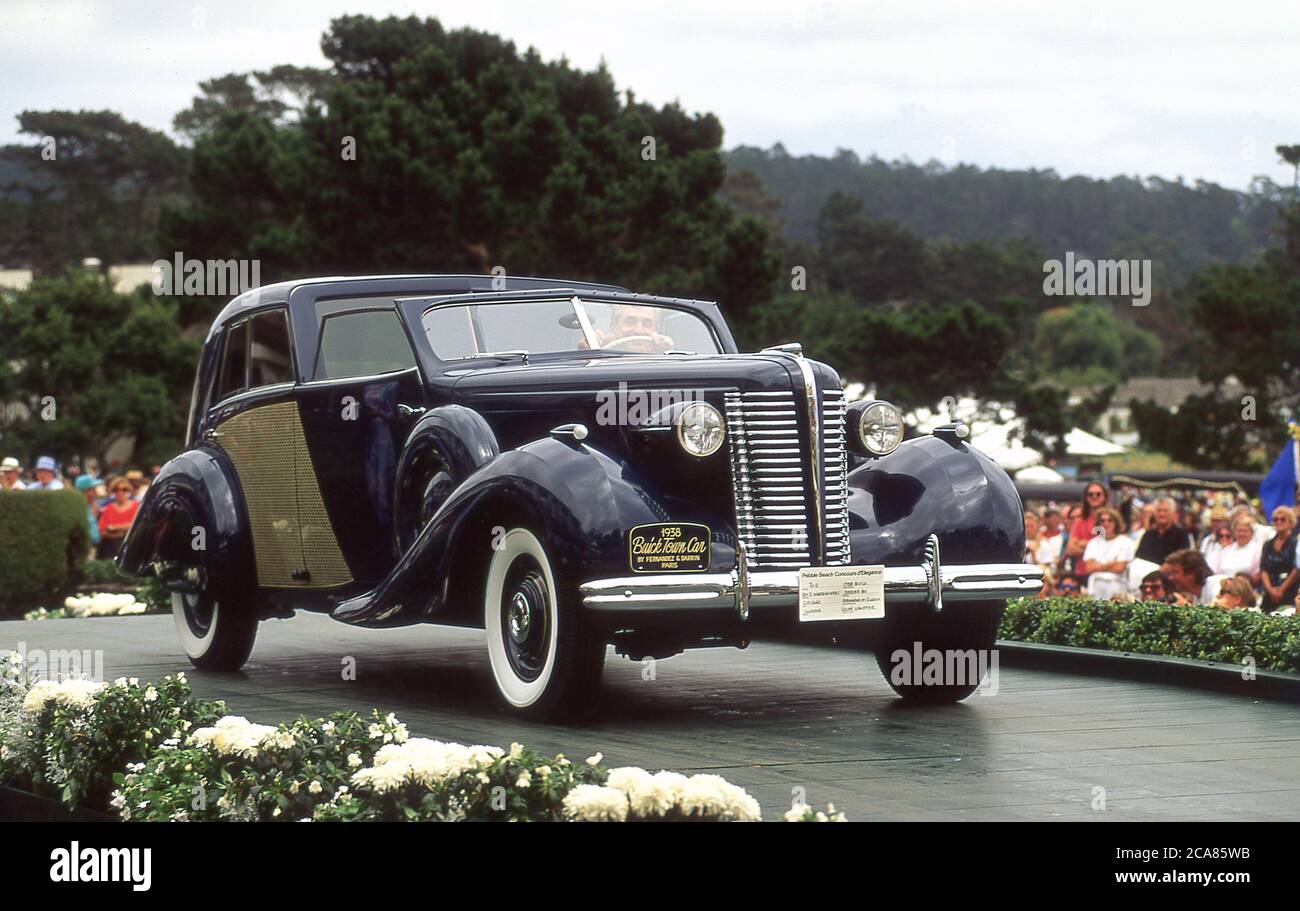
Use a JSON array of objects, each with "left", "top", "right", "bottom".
[{"left": 580, "top": 536, "right": 1043, "bottom": 617}]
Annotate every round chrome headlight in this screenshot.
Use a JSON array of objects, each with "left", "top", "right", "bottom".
[
  {"left": 676, "top": 402, "right": 725, "bottom": 457},
  {"left": 859, "top": 401, "right": 903, "bottom": 455}
]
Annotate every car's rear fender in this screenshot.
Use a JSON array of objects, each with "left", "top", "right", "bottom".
[{"left": 116, "top": 448, "right": 255, "bottom": 602}]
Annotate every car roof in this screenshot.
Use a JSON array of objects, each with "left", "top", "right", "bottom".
[{"left": 210, "top": 273, "right": 630, "bottom": 332}]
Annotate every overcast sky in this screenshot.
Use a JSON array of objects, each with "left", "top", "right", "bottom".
[{"left": 2, "top": 0, "right": 1297, "bottom": 190}]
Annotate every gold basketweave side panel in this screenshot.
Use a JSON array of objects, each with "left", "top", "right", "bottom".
[
  {"left": 218, "top": 401, "right": 352, "bottom": 588},
  {"left": 295, "top": 434, "right": 354, "bottom": 588}
]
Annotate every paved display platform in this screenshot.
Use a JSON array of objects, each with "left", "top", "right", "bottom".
[{"left": 5, "top": 613, "right": 1298, "bottom": 821}]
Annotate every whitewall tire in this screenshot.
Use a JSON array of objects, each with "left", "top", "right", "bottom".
[
  {"left": 172, "top": 590, "right": 257, "bottom": 671},
  {"left": 483, "top": 527, "right": 604, "bottom": 718}
]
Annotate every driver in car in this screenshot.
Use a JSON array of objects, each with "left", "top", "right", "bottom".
[{"left": 595, "top": 304, "right": 675, "bottom": 353}]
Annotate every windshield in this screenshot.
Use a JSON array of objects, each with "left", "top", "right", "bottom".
[{"left": 421, "top": 297, "right": 722, "bottom": 359}]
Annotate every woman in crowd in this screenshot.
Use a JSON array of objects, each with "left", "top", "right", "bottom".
[
  {"left": 1078, "top": 506, "right": 1135, "bottom": 600},
  {"left": 96, "top": 477, "right": 140, "bottom": 559},
  {"left": 1259, "top": 506, "right": 1299, "bottom": 612},
  {"left": 1211, "top": 516, "right": 1261, "bottom": 582},
  {"left": 1064, "top": 482, "right": 1108, "bottom": 567},
  {"left": 1213, "top": 575, "right": 1257, "bottom": 610}
]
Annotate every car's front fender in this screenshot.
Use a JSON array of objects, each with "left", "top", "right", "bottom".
[
  {"left": 845, "top": 433, "right": 1025, "bottom": 567},
  {"left": 331, "top": 436, "right": 678, "bottom": 627}
]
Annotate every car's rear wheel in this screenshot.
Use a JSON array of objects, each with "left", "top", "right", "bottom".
[
  {"left": 873, "top": 599, "right": 1003, "bottom": 703},
  {"left": 483, "top": 527, "right": 604, "bottom": 719},
  {"left": 172, "top": 584, "right": 257, "bottom": 671}
]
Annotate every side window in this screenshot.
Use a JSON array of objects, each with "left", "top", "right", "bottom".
[
  {"left": 215, "top": 322, "right": 248, "bottom": 401},
  {"left": 314, "top": 309, "right": 417, "bottom": 380},
  {"left": 249, "top": 310, "right": 293, "bottom": 388},
  {"left": 421, "top": 306, "right": 477, "bottom": 359}
]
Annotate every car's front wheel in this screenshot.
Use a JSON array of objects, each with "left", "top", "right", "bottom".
[
  {"left": 873, "top": 599, "right": 1003, "bottom": 703},
  {"left": 172, "top": 587, "right": 258, "bottom": 671},
  {"left": 483, "top": 527, "right": 604, "bottom": 719}
]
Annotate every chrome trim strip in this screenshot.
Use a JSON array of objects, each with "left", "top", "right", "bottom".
[
  {"left": 580, "top": 563, "right": 1044, "bottom": 612},
  {"left": 791, "top": 356, "right": 823, "bottom": 562}
]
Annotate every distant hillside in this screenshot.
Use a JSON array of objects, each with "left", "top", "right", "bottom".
[{"left": 724, "top": 145, "right": 1284, "bottom": 284}]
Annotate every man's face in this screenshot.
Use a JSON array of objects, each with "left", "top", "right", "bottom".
[
  {"left": 35, "top": 468, "right": 53, "bottom": 484},
  {"left": 0, "top": 469, "right": 17, "bottom": 488},
  {"left": 1139, "top": 578, "right": 1165, "bottom": 599},
  {"left": 1043, "top": 512, "right": 1061, "bottom": 533},
  {"left": 612, "top": 306, "right": 658, "bottom": 337},
  {"left": 1161, "top": 562, "right": 1190, "bottom": 592},
  {"left": 1154, "top": 502, "right": 1174, "bottom": 529}
]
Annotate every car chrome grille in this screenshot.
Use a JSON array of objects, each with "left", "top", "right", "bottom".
[
  {"left": 725, "top": 388, "right": 851, "bottom": 568},
  {"left": 821, "top": 388, "right": 851, "bottom": 565}
]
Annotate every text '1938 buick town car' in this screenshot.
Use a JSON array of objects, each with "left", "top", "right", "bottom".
[{"left": 118, "top": 274, "right": 1042, "bottom": 719}]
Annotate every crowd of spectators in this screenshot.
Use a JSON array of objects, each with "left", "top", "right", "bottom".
[
  {"left": 0, "top": 455, "right": 158, "bottom": 559},
  {"left": 1024, "top": 482, "right": 1298, "bottom": 614}
]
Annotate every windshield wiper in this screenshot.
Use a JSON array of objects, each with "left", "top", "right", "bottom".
[{"left": 481, "top": 349, "right": 530, "bottom": 364}]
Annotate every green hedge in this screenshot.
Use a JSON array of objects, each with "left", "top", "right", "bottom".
[
  {"left": 0, "top": 490, "right": 90, "bottom": 615},
  {"left": 999, "top": 596, "right": 1300, "bottom": 674}
]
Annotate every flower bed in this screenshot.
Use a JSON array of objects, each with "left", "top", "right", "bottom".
[
  {"left": 998, "top": 597, "right": 1300, "bottom": 674},
  {"left": 0, "top": 651, "right": 837, "bottom": 822}
]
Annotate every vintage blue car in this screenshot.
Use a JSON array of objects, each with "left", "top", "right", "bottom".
[{"left": 118, "top": 274, "right": 1041, "bottom": 718}]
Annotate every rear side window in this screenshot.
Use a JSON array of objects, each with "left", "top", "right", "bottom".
[
  {"left": 249, "top": 310, "right": 293, "bottom": 387},
  {"left": 215, "top": 322, "right": 248, "bottom": 401},
  {"left": 314, "top": 309, "right": 417, "bottom": 380}
]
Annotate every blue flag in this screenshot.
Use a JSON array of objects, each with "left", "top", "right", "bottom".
[{"left": 1260, "top": 437, "right": 1298, "bottom": 520}]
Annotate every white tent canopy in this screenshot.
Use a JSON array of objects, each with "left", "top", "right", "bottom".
[
  {"left": 1015, "top": 464, "right": 1065, "bottom": 483},
  {"left": 1063, "top": 426, "right": 1126, "bottom": 457},
  {"left": 905, "top": 396, "right": 1044, "bottom": 472}
]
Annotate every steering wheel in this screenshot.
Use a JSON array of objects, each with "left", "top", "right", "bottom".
[{"left": 602, "top": 334, "right": 662, "bottom": 351}]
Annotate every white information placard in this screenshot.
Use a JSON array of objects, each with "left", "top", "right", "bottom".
[{"left": 798, "top": 565, "right": 886, "bottom": 621}]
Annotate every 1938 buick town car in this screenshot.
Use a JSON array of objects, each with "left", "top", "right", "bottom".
[{"left": 118, "top": 274, "right": 1042, "bottom": 718}]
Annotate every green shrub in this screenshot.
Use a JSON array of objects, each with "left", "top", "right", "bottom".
[
  {"left": 999, "top": 597, "right": 1300, "bottom": 674},
  {"left": 0, "top": 490, "right": 90, "bottom": 614}
]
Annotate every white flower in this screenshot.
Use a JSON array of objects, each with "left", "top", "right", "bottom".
[
  {"left": 321, "top": 721, "right": 336, "bottom": 735},
  {"left": 562, "top": 785, "right": 629, "bottom": 822},
  {"left": 585, "top": 752, "right": 603, "bottom": 767},
  {"left": 21, "top": 678, "right": 103, "bottom": 714},
  {"left": 347, "top": 753, "right": 362, "bottom": 768},
  {"left": 515, "top": 771, "right": 532, "bottom": 789},
  {"left": 536, "top": 765, "right": 551, "bottom": 779},
  {"left": 308, "top": 781, "right": 323, "bottom": 794},
  {"left": 350, "top": 739, "right": 504, "bottom": 794},
  {"left": 143, "top": 686, "right": 158, "bottom": 703},
  {"left": 189, "top": 715, "right": 278, "bottom": 758},
  {"left": 607, "top": 767, "right": 678, "bottom": 818},
  {"left": 289, "top": 781, "right": 300, "bottom": 794}
]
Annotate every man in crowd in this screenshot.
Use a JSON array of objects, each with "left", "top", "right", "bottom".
[
  {"left": 28, "top": 456, "right": 64, "bottom": 490},
  {"left": 1036, "top": 507, "right": 1065, "bottom": 567},
  {"left": 0, "top": 457, "right": 24, "bottom": 490},
  {"left": 1135, "top": 497, "right": 1192, "bottom": 565},
  {"left": 1161, "top": 548, "right": 1218, "bottom": 605}
]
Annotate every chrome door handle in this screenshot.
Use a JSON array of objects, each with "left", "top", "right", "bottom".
[{"left": 397, "top": 404, "right": 427, "bottom": 419}]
